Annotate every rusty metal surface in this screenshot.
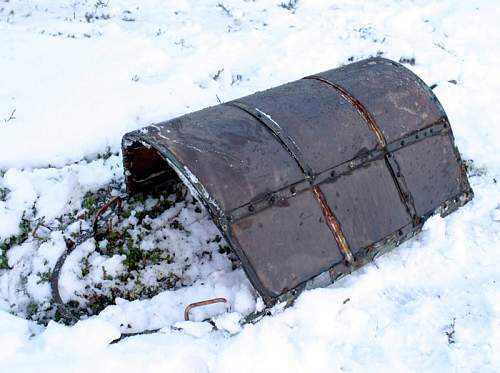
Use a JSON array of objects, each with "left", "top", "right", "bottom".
[
  {"left": 304, "top": 76, "right": 386, "bottom": 147},
  {"left": 392, "top": 134, "right": 467, "bottom": 217},
  {"left": 233, "top": 78, "right": 380, "bottom": 174},
  {"left": 312, "top": 185, "right": 354, "bottom": 264},
  {"left": 314, "top": 58, "right": 445, "bottom": 143},
  {"left": 122, "top": 57, "right": 473, "bottom": 307},
  {"left": 320, "top": 159, "right": 412, "bottom": 255},
  {"left": 125, "top": 104, "right": 304, "bottom": 213},
  {"left": 184, "top": 297, "right": 228, "bottom": 321},
  {"left": 231, "top": 189, "right": 344, "bottom": 297}
]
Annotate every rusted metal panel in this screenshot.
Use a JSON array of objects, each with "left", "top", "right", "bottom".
[
  {"left": 122, "top": 56, "right": 473, "bottom": 308},
  {"left": 231, "top": 190, "right": 344, "bottom": 297},
  {"left": 314, "top": 58, "right": 445, "bottom": 143},
  {"left": 234, "top": 78, "right": 380, "bottom": 174},
  {"left": 320, "top": 159, "right": 412, "bottom": 255},
  {"left": 392, "top": 133, "right": 468, "bottom": 217},
  {"left": 125, "top": 104, "right": 304, "bottom": 212}
]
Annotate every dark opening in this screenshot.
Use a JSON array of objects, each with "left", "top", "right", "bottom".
[{"left": 123, "top": 140, "right": 182, "bottom": 195}]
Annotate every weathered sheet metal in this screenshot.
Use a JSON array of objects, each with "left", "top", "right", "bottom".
[{"left": 122, "top": 57, "right": 473, "bottom": 306}]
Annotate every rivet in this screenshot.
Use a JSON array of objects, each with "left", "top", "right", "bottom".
[{"left": 248, "top": 205, "right": 255, "bottom": 212}]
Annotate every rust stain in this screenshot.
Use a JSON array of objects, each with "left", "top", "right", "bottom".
[
  {"left": 184, "top": 297, "right": 228, "bottom": 321},
  {"left": 306, "top": 76, "right": 387, "bottom": 147},
  {"left": 312, "top": 185, "right": 354, "bottom": 264},
  {"left": 93, "top": 196, "right": 122, "bottom": 233}
]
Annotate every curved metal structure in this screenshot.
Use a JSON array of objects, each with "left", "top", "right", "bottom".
[{"left": 122, "top": 57, "right": 473, "bottom": 306}]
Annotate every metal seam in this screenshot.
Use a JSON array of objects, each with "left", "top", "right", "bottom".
[
  {"left": 227, "top": 100, "right": 355, "bottom": 264},
  {"left": 304, "top": 75, "right": 422, "bottom": 224},
  {"left": 227, "top": 120, "right": 449, "bottom": 223},
  {"left": 275, "top": 188, "right": 473, "bottom": 306},
  {"left": 226, "top": 101, "right": 314, "bottom": 180},
  {"left": 304, "top": 75, "right": 386, "bottom": 147},
  {"left": 312, "top": 185, "right": 355, "bottom": 264},
  {"left": 384, "top": 154, "right": 418, "bottom": 221}
]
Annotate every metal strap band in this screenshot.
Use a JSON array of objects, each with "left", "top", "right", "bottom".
[
  {"left": 227, "top": 101, "right": 314, "bottom": 181},
  {"left": 227, "top": 100, "right": 355, "bottom": 264},
  {"left": 227, "top": 120, "right": 448, "bottom": 223},
  {"left": 304, "top": 76, "right": 386, "bottom": 147},
  {"left": 385, "top": 153, "right": 418, "bottom": 221},
  {"left": 304, "top": 75, "right": 421, "bottom": 225},
  {"left": 312, "top": 185, "right": 355, "bottom": 264}
]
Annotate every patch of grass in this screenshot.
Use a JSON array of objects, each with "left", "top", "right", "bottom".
[
  {"left": 82, "top": 191, "right": 98, "bottom": 215},
  {"left": 9, "top": 179, "right": 226, "bottom": 323},
  {"left": 145, "top": 248, "right": 174, "bottom": 265},
  {"left": 0, "top": 216, "right": 33, "bottom": 269},
  {"left": 218, "top": 244, "right": 231, "bottom": 255},
  {"left": 217, "top": 3, "right": 231, "bottom": 17},
  {"left": 81, "top": 256, "right": 90, "bottom": 277},
  {"left": 212, "top": 68, "right": 224, "bottom": 81},
  {"left": 124, "top": 239, "right": 143, "bottom": 271},
  {"left": 464, "top": 159, "right": 487, "bottom": 177},
  {"left": 399, "top": 56, "right": 416, "bottom": 66},
  {"left": 445, "top": 318, "right": 456, "bottom": 344},
  {"left": 82, "top": 188, "right": 110, "bottom": 216},
  {"left": 27, "top": 302, "right": 39, "bottom": 317},
  {"left": 16, "top": 216, "right": 31, "bottom": 244},
  {"left": 102, "top": 266, "right": 113, "bottom": 281},
  {"left": 0, "top": 241, "right": 9, "bottom": 270},
  {"left": 96, "top": 146, "right": 114, "bottom": 160},
  {"left": 36, "top": 269, "right": 52, "bottom": 284},
  {"left": 84, "top": 0, "right": 111, "bottom": 23},
  {"left": 0, "top": 186, "right": 9, "bottom": 201},
  {"left": 279, "top": 0, "right": 299, "bottom": 11},
  {"left": 231, "top": 74, "right": 242, "bottom": 86}
]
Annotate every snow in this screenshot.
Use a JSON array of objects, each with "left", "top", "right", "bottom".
[{"left": 1, "top": 0, "right": 500, "bottom": 372}]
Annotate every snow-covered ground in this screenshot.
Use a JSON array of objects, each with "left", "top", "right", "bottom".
[{"left": 1, "top": 0, "right": 499, "bottom": 372}]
